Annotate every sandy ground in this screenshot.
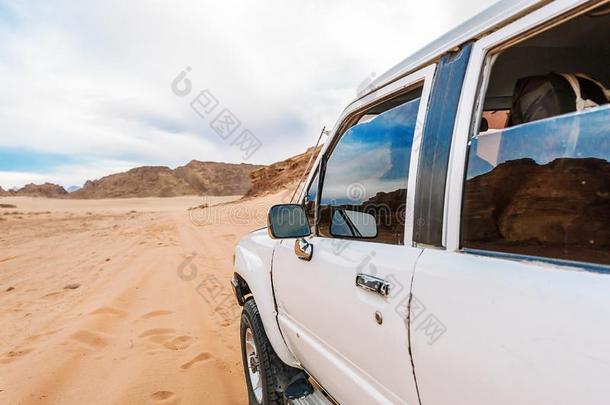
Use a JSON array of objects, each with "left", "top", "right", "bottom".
[{"left": 0, "top": 191, "right": 290, "bottom": 405}]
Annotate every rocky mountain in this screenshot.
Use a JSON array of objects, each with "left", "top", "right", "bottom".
[
  {"left": 66, "top": 185, "right": 81, "bottom": 193},
  {"left": 462, "top": 157, "right": 610, "bottom": 263},
  {"left": 14, "top": 183, "right": 68, "bottom": 198},
  {"left": 0, "top": 149, "right": 319, "bottom": 199},
  {"left": 71, "top": 166, "right": 194, "bottom": 199},
  {"left": 245, "top": 147, "right": 321, "bottom": 197},
  {"left": 0, "top": 186, "right": 10, "bottom": 196},
  {"left": 71, "top": 161, "right": 262, "bottom": 199},
  {"left": 173, "top": 160, "right": 262, "bottom": 196}
]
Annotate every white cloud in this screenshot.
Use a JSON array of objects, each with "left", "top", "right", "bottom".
[{"left": 0, "top": 0, "right": 491, "bottom": 188}]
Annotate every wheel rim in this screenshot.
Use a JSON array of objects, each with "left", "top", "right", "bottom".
[{"left": 244, "top": 327, "right": 263, "bottom": 403}]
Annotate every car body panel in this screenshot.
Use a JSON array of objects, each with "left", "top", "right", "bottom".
[
  {"left": 410, "top": 249, "right": 610, "bottom": 405},
  {"left": 275, "top": 237, "right": 423, "bottom": 405},
  {"left": 234, "top": 228, "right": 299, "bottom": 367}
]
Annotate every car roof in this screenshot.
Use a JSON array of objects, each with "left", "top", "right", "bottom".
[{"left": 351, "top": 0, "right": 548, "bottom": 105}]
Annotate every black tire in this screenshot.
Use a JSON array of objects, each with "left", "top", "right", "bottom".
[{"left": 240, "top": 299, "right": 284, "bottom": 405}]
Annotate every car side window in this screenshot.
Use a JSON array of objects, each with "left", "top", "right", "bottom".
[
  {"left": 317, "top": 95, "right": 421, "bottom": 245},
  {"left": 462, "top": 7, "right": 610, "bottom": 266}
]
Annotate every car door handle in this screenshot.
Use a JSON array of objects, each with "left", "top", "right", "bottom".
[
  {"left": 355, "top": 273, "right": 390, "bottom": 296},
  {"left": 294, "top": 238, "right": 313, "bottom": 261}
]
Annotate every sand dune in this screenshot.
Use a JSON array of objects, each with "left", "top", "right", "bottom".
[{"left": 0, "top": 191, "right": 292, "bottom": 404}]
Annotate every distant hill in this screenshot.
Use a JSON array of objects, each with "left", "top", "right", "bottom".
[
  {"left": 174, "top": 160, "right": 263, "bottom": 196},
  {"left": 14, "top": 183, "right": 68, "bottom": 198},
  {"left": 70, "top": 161, "right": 263, "bottom": 199},
  {"left": 245, "top": 147, "right": 321, "bottom": 198},
  {"left": 0, "top": 151, "right": 322, "bottom": 200}
]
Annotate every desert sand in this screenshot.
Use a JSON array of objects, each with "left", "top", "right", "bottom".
[{"left": 0, "top": 191, "right": 291, "bottom": 404}]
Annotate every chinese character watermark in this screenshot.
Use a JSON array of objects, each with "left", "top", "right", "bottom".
[
  {"left": 171, "top": 66, "right": 262, "bottom": 160},
  {"left": 176, "top": 252, "right": 240, "bottom": 325}
]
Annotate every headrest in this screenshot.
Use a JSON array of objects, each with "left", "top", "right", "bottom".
[{"left": 509, "top": 72, "right": 608, "bottom": 127}]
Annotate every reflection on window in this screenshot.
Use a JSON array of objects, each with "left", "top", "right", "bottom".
[
  {"left": 462, "top": 106, "right": 610, "bottom": 265},
  {"left": 331, "top": 209, "right": 377, "bottom": 238},
  {"left": 318, "top": 97, "right": 421, "bottom": 245},
  {"left": 302, "top": 171, "right": 318, "bottom": 229}
]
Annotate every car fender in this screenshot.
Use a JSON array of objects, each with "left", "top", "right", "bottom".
[{"left": 234, "top": 228, "right": 300, "bottom": 368}]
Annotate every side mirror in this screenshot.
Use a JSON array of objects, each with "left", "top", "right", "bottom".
[
  {"left": 267, "top": 204, "right": 311, "bottom": 239},
  {"left": 330, "top": 208, "right": 377, "bottom": 238}
]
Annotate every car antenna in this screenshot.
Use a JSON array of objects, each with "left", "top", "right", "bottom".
[{"left": 289, "top": 126, "right": 328, "bottom": 203}]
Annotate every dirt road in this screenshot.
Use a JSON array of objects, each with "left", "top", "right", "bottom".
[{"left": 0, "top": 192, "right": 288, "bottom": 404}]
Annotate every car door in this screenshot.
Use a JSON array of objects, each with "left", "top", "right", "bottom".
[
  {"left": 410, "top": 3, "right": 610, "bottom": 404},
  {"left": 273, "top": 66, "right": 435, "bottom": 405}
]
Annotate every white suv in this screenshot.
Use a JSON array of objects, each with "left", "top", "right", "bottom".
[{"left": 232, "top": 1, "right": 610, "bottom": 404}]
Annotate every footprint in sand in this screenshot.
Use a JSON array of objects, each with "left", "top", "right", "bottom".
[
  {"left": 139, "top": 328, "right": 194, "bottom": 350},
  {"left": 90, "top": 307, "right": 126, "bottom": 317},
  {"left": 140, "top": 310, "right": 173, "bottom": 320},
  {"left": 139, "top": 328, "right": 175, "bottom": 338},
  {"left": 0, "top": 348, "right": 34, "bottom": 364},
  {"left": 180, "top": 352, "right": 213, "bottom": 369},
  {"left": 139, "top": 328, "right": 176, "bottom": 344},
  {"left": 163, "top": 336, "right": 193, "bottom": 351},
  {"left": 151, "top": 390, "right": 176, "bottom": 403},
  {"left": 146, "top": 350, "right": 164, "bottom": 356},
  {"left": 71, "top": 330, "right": 108, "bottom": 349}
]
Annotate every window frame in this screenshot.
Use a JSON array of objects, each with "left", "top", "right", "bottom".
[
  {"left": 319, "top": 95, "right": 421, "bottom": 244},
  {"left": 445, "top": 0, "right": 609, "bottom": 269},
  {"left": 299, "top": 64, "right": 436, "bottom": 246},
  {"left": 300, "top": 167, "right": 319, "bottom": 233}
]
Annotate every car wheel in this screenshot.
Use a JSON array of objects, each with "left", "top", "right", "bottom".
[{"left": 240, "top": 299, "right": 283, "bottom": 405}]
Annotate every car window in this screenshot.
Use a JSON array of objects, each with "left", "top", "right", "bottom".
[
  {"left": 317, "top": 96, "right": 421, "bottom": 245},
  {"left": 463, "top": 106, "right": 610, "bottom": 266},
  {"left": 462, "top": 6, "right": 610, "bottom": 266}
]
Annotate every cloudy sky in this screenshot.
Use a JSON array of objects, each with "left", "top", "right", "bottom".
[{"left": 0, "top": 0, "right": 491, "bottom": 189}]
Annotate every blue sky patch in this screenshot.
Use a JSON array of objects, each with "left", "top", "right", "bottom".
[{"left": 0, "top": 148, "right": 82, "bottom": 172}]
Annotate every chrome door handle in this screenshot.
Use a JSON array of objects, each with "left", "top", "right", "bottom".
[
  {"left": 356, "top": 273, "right": 390, "bottom": 296},
  {"left": 294, "top": 238, "right": 313, "bottom": 261}
]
